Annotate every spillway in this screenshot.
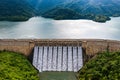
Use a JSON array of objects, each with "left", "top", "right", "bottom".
[{"left": 33, "top": 46, "right": 83, "bottom": 72}]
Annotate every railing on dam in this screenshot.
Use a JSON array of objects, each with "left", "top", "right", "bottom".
[{"left": 33, "top": 46, "right": 83, "bottom": 72}]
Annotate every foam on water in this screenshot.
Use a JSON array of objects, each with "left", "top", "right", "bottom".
[{"left": 33, "top": 46, "right": 83, "bottom": 72}]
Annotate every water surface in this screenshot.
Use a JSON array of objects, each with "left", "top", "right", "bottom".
[
  {"left": 0, "top": 17, "right": 120, "bottom": 40},
  {"left": 40, "top": 72, "right": 77, "bottom": 80}
]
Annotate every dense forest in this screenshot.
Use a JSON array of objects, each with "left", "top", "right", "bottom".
[
  {"left": 42, "top": 8, "right": 110, "bottom": 22},
  {"left": 0, "top": 51, "right": 39, "bottom": 80},
  {"left": 0, "top": 0, "right": 35, "bottom": 21},
  {"left": 79, "top": 52, "right": 120, "bottom": 80},
  {"left": 1, "top": 51, "right": 120, "bottom": 80},
  {"left": 0, "top": 0, "right": 120, "bottom": 22}
]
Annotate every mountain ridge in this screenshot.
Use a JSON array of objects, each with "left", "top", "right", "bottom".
[
  {"left": 42, "top": 7, "right": 111, "bottom": 22},
  {"left": 29, "top": 0, "right": 120, "bottom": 22},
  {"left": 0, "top": 0, "right": 35, "bottom": 21},
  {"left": 0, "top": 0, "right": 120, "bottom": 22}
]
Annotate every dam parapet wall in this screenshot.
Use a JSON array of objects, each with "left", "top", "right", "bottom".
[{"left": 0, "top": 39, "right": 120, "bottom": 62}]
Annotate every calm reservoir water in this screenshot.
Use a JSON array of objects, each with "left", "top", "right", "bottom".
[{"left": 0, "top": 16, "right": 120, "bottom": 40}]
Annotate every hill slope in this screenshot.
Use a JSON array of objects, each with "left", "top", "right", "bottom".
[
  {"left": 40, "top": 0, "right": 120, "bottom": 22},
  {"left": 42, "top": 8, "right": 110, "bottom": 22},
  {"left": 0, "top": 0, "right": 120, "bottom": 22},
  {"left": 0, "top": 51, "right": 39, "bottom": 80},
  {"left": 79, "top": 52, "right": 120, "bottom": 80},
  {"left": 0, "top": 0, "right": 35, "bottom": 21},
  {"left": 63, "top": 0, "right": 120, "bottom": 17}
]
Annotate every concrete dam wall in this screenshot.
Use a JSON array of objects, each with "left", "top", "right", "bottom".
[
  {"left": 0, "top": 39, "right": 120, "bottom": 63},
  {"left": 33, "top": 46, "right": 83, "bottom": 72}
]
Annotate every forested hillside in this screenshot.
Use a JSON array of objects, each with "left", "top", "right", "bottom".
[
  {"left": 0, "top": 0, "right": 35, "bottom": 21},
  {"left": 0, "top": 51, "right": 39, "bottom": 80},
  {"left": 79, "top": 52, "right": 120, "bottom": 80},
  {"left": 40, "top": 0, "right": 120, "bottom": 22},
  {"left": 62, "top": 0, "right": 120, "bottom": 17},
  {"left": 42, "top": 7, "right": 110, "bottom": 22},
  {"left": 0, "top": 0, "right": 120, "bottom": 22}
]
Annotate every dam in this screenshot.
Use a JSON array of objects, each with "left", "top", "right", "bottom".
[
  {"left": 33, "top": 46, "right": 83, "bottom": 72},
  {"left": 1, "top": 39, "right": 120, "bottom": 80},
  {"left": 0, "top": 39, "right": 120, "bottom": 64}
]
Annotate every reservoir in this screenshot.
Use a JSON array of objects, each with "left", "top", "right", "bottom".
[{"left": 0, "top": 17, "right": 120, "bottom": 40}]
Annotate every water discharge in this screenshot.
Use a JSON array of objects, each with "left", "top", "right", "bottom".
[
  {"left": 40, "top": 72, "right": 78, "bottom": 80},
  {"left": 33, "top": 46, "right": 83, "bottom": 72}
]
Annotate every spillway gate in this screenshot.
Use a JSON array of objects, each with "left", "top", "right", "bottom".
[{"left": 33, "top": 45, "right": 83, "bottom": 72}]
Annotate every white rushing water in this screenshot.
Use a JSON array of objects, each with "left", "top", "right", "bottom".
[
  {"left": 0, "top": 17, "right": 120, "bottom": 40},
  {"left": 33, "top": 46, "right": 83, "bottom": 72}
]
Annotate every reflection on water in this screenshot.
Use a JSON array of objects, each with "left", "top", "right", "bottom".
[{"left": 0, "top": 16, "right": 120, "bottom": 40}]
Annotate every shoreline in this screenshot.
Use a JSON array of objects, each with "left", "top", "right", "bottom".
[{"left": 1, "top": 15, "right": 120, "bottom": 23}]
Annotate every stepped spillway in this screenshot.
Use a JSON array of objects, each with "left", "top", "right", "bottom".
[{"left": 33, "top": 46, "right": 83, "bottom": 72}]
